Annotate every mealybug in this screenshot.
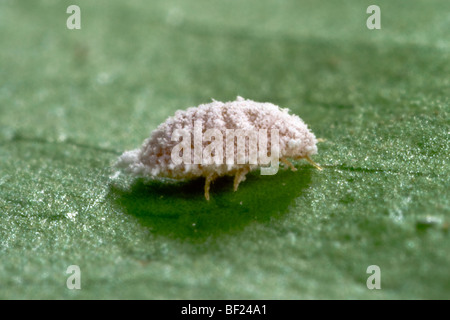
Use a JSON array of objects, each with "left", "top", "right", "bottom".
[{"left": 116, "top": 97, "right": 321, "bottom": 200}]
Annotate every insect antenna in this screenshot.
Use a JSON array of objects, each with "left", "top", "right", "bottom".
[{"left": 304, "top": 155, "right": 323, "bottom": 171}]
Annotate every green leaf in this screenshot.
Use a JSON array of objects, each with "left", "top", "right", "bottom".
[{"left": 0, "top": 0, "right": 449, "bottom": 299}]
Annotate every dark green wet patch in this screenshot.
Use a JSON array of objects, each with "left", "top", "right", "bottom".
[{"left": 109, "top": 168, "right": 313, "bottom": 241}]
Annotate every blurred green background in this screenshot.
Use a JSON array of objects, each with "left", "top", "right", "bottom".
[{"left": 0, "top": 0, "right": 449, "bottom": 299}]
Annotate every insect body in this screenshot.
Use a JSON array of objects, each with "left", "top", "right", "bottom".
[{"left": 116, "top": 97, "right": 321, "bottom": 200}]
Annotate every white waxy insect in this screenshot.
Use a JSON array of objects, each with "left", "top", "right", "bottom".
[{"left": 116, "top": 97, "right": 321, "bottom": 200}]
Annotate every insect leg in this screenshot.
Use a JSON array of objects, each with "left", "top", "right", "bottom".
[
  {"left": 233, "top": 166, "right": 250, "bottom": 192},
  {"left": 280, "top": 157, "right": 297, "bottom": 172},
  {"left": 204, "top": 173, "right": 217, "bottom": 201}
]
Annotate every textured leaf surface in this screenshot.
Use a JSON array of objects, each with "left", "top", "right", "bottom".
[{"left": 0, "top": 0, "right": 449, "bottom": 299}]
